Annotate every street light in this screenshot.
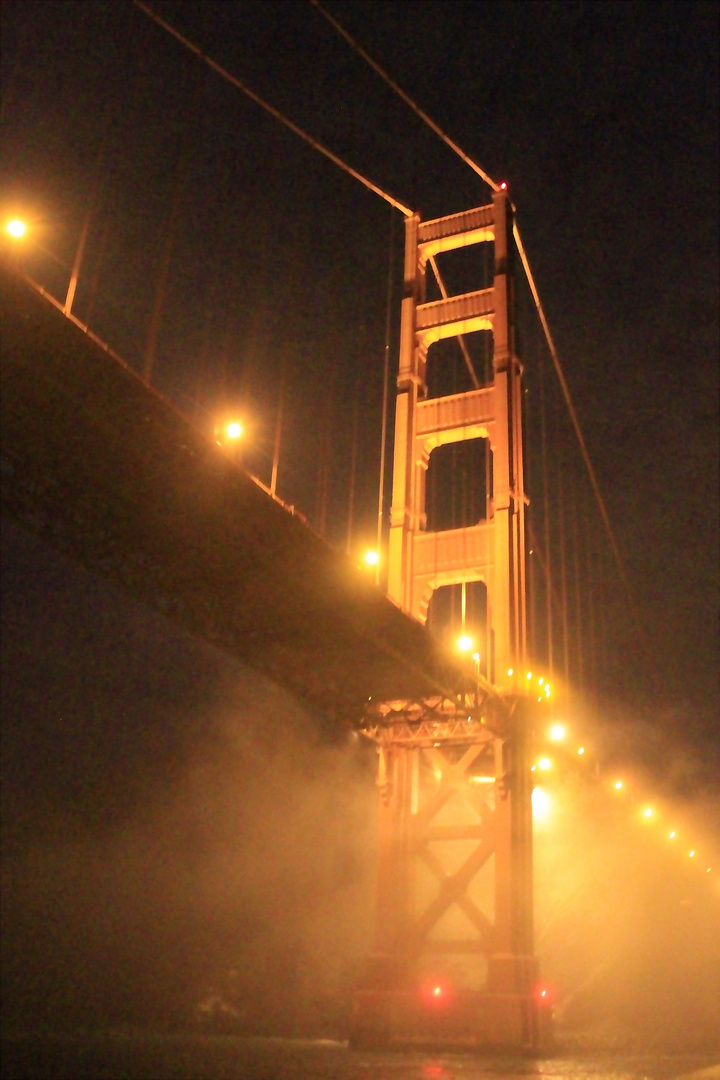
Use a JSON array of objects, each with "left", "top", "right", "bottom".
[
  {"left": 215, "top": 420, "right": 244, "bottom": 446},
  {"left": 5, "top": 219, "right": 27, "bottom": 239}
]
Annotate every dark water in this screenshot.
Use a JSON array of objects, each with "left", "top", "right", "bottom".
[{"left": 1, "top": 1034, "right": 718, "bottom": 1080}]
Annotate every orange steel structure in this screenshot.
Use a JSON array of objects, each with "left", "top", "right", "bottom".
[{"left": 352, "top": 191, "right": 551, "bottom": 1049}]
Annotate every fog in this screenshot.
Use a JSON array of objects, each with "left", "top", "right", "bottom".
[
  {"left": 2, "top": 517, "right": 718, "bottom": 1049},
  {"left": 1, "top": 517, "right": 377, "bottom": 1033},
  {"left": 533, "top": 696, "right": 720, "bottom": 1050}
]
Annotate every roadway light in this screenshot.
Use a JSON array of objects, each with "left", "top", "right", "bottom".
[
  {"left": 215, "top": 419, "right": 244, "bottom": 447},
  {"left": 643, "top": 808, "right": 653, "bottom": 818},
  {"left": 364, "top": 550, "right": 379, "bottom": 567},
  {"left": 507, "top": 668, "right": 514, "bottom": 676},
  {"left": 577, "top": 747, "right": 585, "bottom": 756},
  {"left": 5, "top": 219, "right": 27, "bottom": 238},
  {"left": 549, "top": 723, "right": 566, "bottom": 741},
  {"left": 669, "top": 831, "right": 676, "bottom": 839},
  {"left": 538, "top": 757, "right": 552, "bottom": 771},
  {"left": 615, "top": 781, "right": 623, "bottom": 790},
  {"left": 532, "top": 787, "right": 551, "bottom": 821},
  {"left": 457, "top": 634, "right": 474, "bottom": 653}
]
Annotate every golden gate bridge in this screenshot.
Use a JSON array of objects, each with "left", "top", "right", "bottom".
[{"left": 1, "top": 0, "right": 716, "bottom": 1052}]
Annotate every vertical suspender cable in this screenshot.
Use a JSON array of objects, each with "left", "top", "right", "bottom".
[
  {"left": 557, "top": 453, "right": 570, "bottom": 687},
  {"left": 581, "top": 495, "right": 597, "bottom": 714},
  {"left": 376, "top": 208, "right": 394, "bottom": 584},
  {"left": 539, "top": 356, "right": 554, "bottom": 688},
  {"left": 346, "top": 385, "right": 359, "bottom": 552},
  {"left": 569, "top": 460, "right": 585, "bottom": 719}
]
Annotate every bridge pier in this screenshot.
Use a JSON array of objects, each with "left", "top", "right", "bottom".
[{"left": 350, "top": 694, "right": 551, "bottom": 1050}]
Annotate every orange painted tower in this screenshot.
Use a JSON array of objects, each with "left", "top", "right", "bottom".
[{"left": 352, "top": 191, "right": 551, "bottom": 1049}]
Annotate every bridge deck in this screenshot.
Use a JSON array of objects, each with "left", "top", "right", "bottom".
[{"left": 0, "top": 266, "right": 464, "bottom": 720}]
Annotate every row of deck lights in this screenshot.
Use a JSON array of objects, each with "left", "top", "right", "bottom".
[
  {"left": 506, "top": 669, "right": 553, "bottom": 703},
  {"left": 533, "top": 722, "right": 712, "bottom": 876},
  {"left": 611, "top": 778, "right": 711, "bottom": 874}
]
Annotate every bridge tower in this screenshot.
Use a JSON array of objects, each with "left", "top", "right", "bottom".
[{"left": 353, "top": 191, "right": 550, "bottom": 1049}]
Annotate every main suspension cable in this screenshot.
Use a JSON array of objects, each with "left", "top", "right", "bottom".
[
  {"left": 133, "top": 0, "right": 413, "bottom": 217},
  {"left": 310, "top": 0, "right": 500, "bottom": 193},
  {"left": 427, "top": 256, "right": 480, "bottom": 389},
  {"left": 311, "top": 0, "right": 653, "bottom": 662},
  {"left": 512, "top": 226, "right": 632, "bottom": 601}
]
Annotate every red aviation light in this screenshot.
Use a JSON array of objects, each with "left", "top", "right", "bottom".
[
  {"left": 500, "top": 181, "right": 508, "bottom": 190},
  {"left": 421, "top": 980, "right": 451, "bottom": 1006},
  {"left": 534, "top": 982, "right": 553, "bottom": 1006}
]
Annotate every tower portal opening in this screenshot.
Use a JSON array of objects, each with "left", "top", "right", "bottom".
[
  {"left": 426, "top": 437, "right": 490, "bottom": 532},
  {"left": 427, "top": 580, "right": 489, "bottom": 676}
]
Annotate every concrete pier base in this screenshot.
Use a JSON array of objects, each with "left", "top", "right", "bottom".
[{"left": 350, "top": 985, "right": 553, "bottom": 1050}]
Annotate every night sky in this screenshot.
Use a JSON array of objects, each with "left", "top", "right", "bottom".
[{"left": 1, "top": 0, "right": 718, "bottom": 1036}]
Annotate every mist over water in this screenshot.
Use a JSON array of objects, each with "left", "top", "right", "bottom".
[
  {"left": 1, "top": 517, "right": 377, "bottom": 1034},
  {"left": 534, "top": 778, "right": 720, "bottom": 1049},
  {"left": 2, "top": 517, "right": 719, "bottom": 1056}
]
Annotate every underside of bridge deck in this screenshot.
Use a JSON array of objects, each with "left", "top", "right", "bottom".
[{"left": 0, "top": 265, "right": 468, "bottom": 723}]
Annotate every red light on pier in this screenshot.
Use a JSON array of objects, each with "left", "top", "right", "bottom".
[
  {"left": 421, "top": 980, "right": 451, "bottom": 1006},
  {"left": 534, "top": 982, "right": 553, "bottom": 1006}
]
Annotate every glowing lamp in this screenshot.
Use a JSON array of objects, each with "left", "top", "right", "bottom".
[
  {"left": 226, "top": 422, "right": 242, "bottom": 439},
  {"left": 5, "top": 219, "right": 26, "bottom": 238},
  {"left": 457, "top": 634, "right": 474, "bottom": 653},
  {"left": 549, "top": 723, "right": 566, "bottom": 741},
  {"left": 532, "top": 787, "right": 551, "bottom": 821},
  {"left": 421, "top": 980, "right": 450, "bottom": 1006},
  {"left": 615, "top": 781, "right": 623, "bottom": 790},
  {"left": 363, "top": 550, "right": 379, "bottom": 567},
  {"left": 643, "top": 808, "right": 653, "bottom": 818},
  {"left": 538, "top": 757, "right": 552, "bottom": 771}
]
